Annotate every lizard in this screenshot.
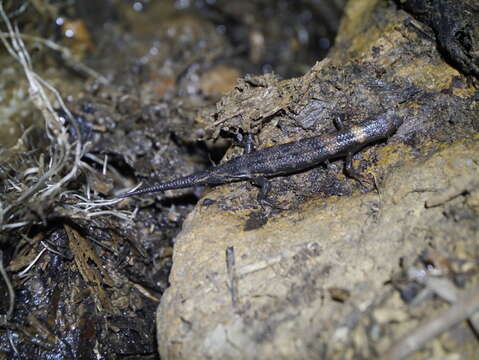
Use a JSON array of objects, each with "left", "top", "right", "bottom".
[{"left": 118, "top": 109, "right": 403, "bottom": 200}]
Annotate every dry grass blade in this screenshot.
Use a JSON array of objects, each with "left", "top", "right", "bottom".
[
  {"left": 0, "top": 32, "right": 109, "bottom": 85},
  {"left": 0, "top": 2, "right": 130, "bottom": 235},
  {"left": 0, "top": 2, "right": 80, "bottom": 230}
]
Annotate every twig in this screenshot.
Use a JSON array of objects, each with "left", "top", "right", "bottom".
[
  {"left": 226, "top": 246, "right": 239, "bottom": 309},
  {"left": 130, "top": 282, "right": 161, "bottom": 303},
  {"left": 425, "top": 180, "right": 477, "bottom": 208},
  {"left": 385, "top": 285, "right": 479, "bottom": 360}
]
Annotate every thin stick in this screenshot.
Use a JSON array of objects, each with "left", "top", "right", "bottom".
[
  {"left": 385, "top": 285, "right": 479, "bottom": 360},
  {"left": 226, "top": 246, "right": 239, "bottom": 309}
]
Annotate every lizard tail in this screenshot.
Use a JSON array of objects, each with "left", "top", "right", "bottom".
[{"left": 117, "top": 172, "right": 208, "bottom": 198}]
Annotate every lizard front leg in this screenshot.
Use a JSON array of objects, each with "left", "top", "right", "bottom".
[
  {"left": 251, "top": 176, "right": 273, "bottom": 207},
  {"left": 344, "top": 152, "right": 373, "bottom": 188}
]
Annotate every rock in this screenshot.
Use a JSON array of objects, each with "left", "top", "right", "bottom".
[
  {"left": 157, "top": 136, "right": 478, "bottom": 359},
  {"left": 156, "top": 0, "right": 479, "bottom": 358}
]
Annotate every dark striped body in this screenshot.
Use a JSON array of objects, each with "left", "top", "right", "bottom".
[{"left": 119, "top": 110, "right": 403, "bottom": 197}]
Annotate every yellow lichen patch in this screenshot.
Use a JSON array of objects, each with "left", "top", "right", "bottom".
[
  {"left": 349, "top": 25, "right": 385, "bottom": 58},
  {"left": 365, "top": 27, "right": 410, "bottom": 63},
  {"left": 335, "top": 0, "right": 381, "bottom": 52},
  {"left": 335, "top": 3, "right": 476, "bottom": 99},
  {"left": 373, "top": 143, "right": 415, "bottom": 170},
  {"left": 396, "top": 59, "right": 461, "bottom": 91}
]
